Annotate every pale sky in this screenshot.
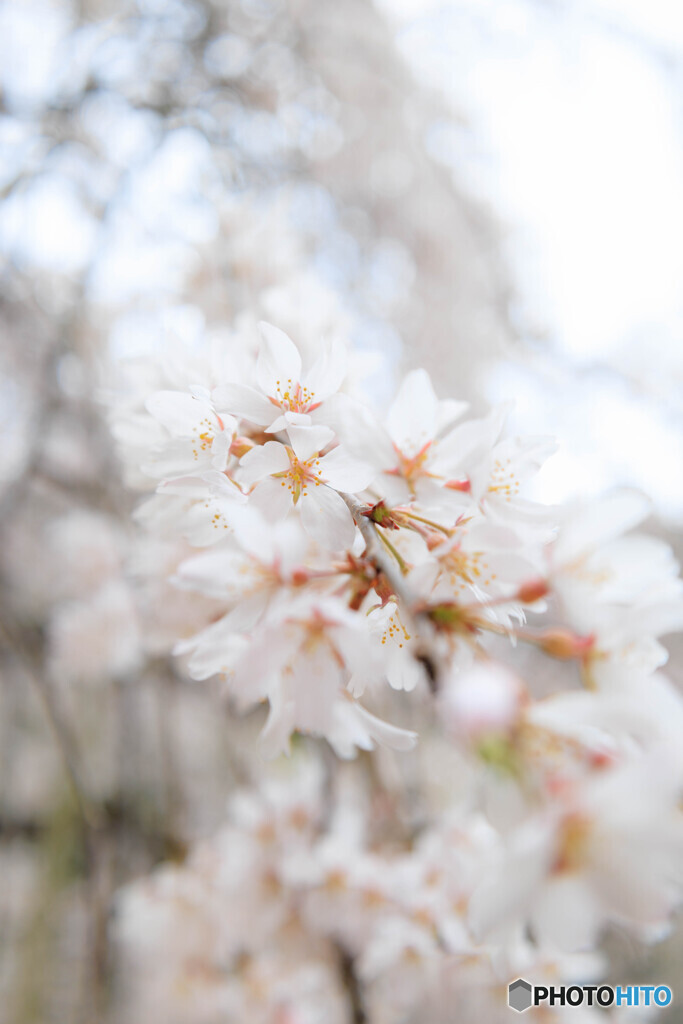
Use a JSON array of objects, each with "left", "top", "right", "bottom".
[{"left": 380, "top": 0, "right": 683, "bottom": 520}]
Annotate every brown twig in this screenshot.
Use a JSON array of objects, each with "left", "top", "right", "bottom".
[{"left": 334, "top": 942, "right": 366, "bottom": 1024}]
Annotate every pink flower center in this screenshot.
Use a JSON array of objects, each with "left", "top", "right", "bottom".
[
  {"left": 274, "top": 449, "right": 325, "bottom": 502},
  {"left": 270, "top": 378, "right": 322, "bottom": 415}
]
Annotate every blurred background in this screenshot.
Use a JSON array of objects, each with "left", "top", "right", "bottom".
[{"left": 0, "top": 0, "right": 681, "bottom": 1021}]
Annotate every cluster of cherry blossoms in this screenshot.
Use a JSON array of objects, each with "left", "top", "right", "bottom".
[
  {"left": 114, "top": 753, "right": 607, "bottom": 1024},
  {"left": 109, "top": 320, "right": 683, "bottom": 1022}
]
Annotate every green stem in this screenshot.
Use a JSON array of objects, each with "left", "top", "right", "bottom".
[
  {"left": 400, "top": 510, "right": 452, "bottom": 536},
  {"left": 377, "top": 530, "right": 410, "bottom": 575}
]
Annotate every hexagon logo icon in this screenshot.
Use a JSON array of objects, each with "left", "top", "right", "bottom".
[{"left": 508, "top": 978, "right": 533, "bottom": 1013}]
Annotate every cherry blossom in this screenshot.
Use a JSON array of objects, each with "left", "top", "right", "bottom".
[
  {"left": 213, "top": 321, "right": 347, "bottom": 433},
  {"left": 143, "top": 387, "right": 237, "bottom": 479},
  {"left": 469, "top": 755, "right": 683, "bottom": 951},
  {"left": 106, "top": 321, "right": 683, "bottom": 1022},
  {"left": 225, "top": 595, "right": 417, "bottom": 757},
  {"left": 237, "top": 426, "right": 374, "bottom": 549}
]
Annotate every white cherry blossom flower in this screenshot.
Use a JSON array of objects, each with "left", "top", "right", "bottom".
[
  {"left": 237, "top": 425, "right": 374, "bottom": 549},
  {"left": 326, "top": 368, "right": 469, "bottom": 508},
  {"left": 173, "top": 509, "right": 312, "bottom": 634},
  {"left": 212, "top": 321, "right": 347, "bottom": 433},
  {"left": 468, "top": 432, "right": 558, "bottom": 527},
  {"left": 227, "top": 596, "right": 417, "bottom": 757},
  {"left": 101, "top": 307, "right": 683, "bottom": 1024},
  {"left": 151, "top": 471, "right": 247, "bottom": 546},
  {"left": 364, "top": 600, "right": 425, "bottom": 693},
  {"left": 143, "top": 386, "right": 238, "bottom": 479},
  {"left": 549, "top": 491, "right": 683, "bottom": 687},
  {"left": 526, "top": 673, "right": 683, "bottom": 782},
  {"left": 469, "top": 756, "right": 683, "bottom": 951},
  {"left": 419, "top": 516, "right": 545, "bottom": 615},
  {"left": 327, "top": 372, "right": 554, "bottom": 534},
  {"left": 174, "top": 506, "right": 309, "bottom": 596}
]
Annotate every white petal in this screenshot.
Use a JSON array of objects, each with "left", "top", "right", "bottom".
[
  {"left": 553, "top": 490, "right": 651, "bottom": 565},
  {"left": 352, "top": 702, "right": 418, "bottom": 751},
  {"left": 304, "top": 337, "right": 347, "bottom": 399},
  {"left": 532, "top": 876, "right": 600, "bottom": 951},
  {"left": 157, "top": 476, "right": 212, "bottom": 498},
  {"left": 179, "top": 623, "right": 250, "bottom": 681},
  {"left": 145, "top": 391, "right": 214, "bottom": 437},
  {"left": 259, "top": 686, "right": 297, "bottom": 758},
  {"left": 189, "top": 384, "right": 211, "bottom": 402},
  {"left": 238, "top": 441, "right": 290, "bottom": 485},
  {"left": 319, "top": 393, "right": 395, "bottom": 468},
  {"left": 219, "top": 591, "right": 273, "bottom": 632},
  {"left": 210, "top": 430, "right": 230, "bottom": 471},
  {"left": 265, "top": 411, "right": 312, "bottom": 434},
  {"left": 287, "top": 424, "right": 334, "bottom": 461},
  {"left": 385, "top": 369, "right": 438, "bottom": 457},
  {"left": 142, "top": 439, "right": 207, "bottom": 479},
  {"left": 468, "top": 822, "right": 553, "bottom": 939},
  {"left": 182, "top": 496, "right": 243, "bottom": 545},
  {"left": 201, "top": 469, "right": 246, "bottom": 500},
  {"left": 256, "top": 321, "right": 302, "bottom": 396},
  {"left": 387, "top": 652, "right": 423, "bottom": 692},
  {"left": 220, "top": 503, "right": 275, "bottom": 561},
  {"left": 436, "top": 397, "right": 469, "bottom": 432},
  {"left": 173, "top": 547, "right": 251, "bottom": 601},
  {"left": 332, "top": 699, "right": 418, "bottom": 756},
  {"left": 300, "top": 485, "right": 356, "bottom": 550},
  {"left": 232, "top": 624, "right": 301, "bottom": 703},
  {"left": 432, "top": 405, "right": 508, "bottom": 477},
  {"left": 249, "top": 476, "right": 295, "bottom": 521},
  {"left": 317, "top": 445, "right": 375, "bottom": 492},
  {"left": 211, "top": 383, "right": 274, "bottom": 425}
]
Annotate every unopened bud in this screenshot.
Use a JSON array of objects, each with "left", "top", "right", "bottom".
[
  {"left": 444, "top": 477, "right": 471, "bottom": 493},
  {"left": 517, "top": 578, "right": 549, "bottom": 604},
  {"left": 587, "top": 748, "right": 616, "bottom": 770},
  {"left": 537, "top": 629, "right": 594, "bottom": 660},
  {"left": 373, "top": 573, "right": 395, "bottom": 605},
  {"left": 425, "top": 530, "right": 446, "bottom": 551},
  {"left": 230, "top": 436, "right": 255, "bottom": 458}
]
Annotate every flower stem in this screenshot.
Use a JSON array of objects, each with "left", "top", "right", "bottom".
[
  {"left": 399, "top": 510, "right": 452, "bottom": 536},
  {"left": 377, "top": 530, "right": 410, "bottom": 575},
  {"left": 339, "top": 491, "right": 443, "bottom": 690}
]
